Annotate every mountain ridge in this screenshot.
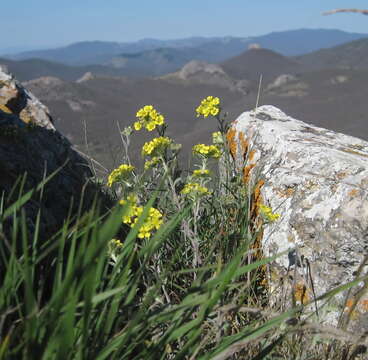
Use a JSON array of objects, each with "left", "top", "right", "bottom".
[{"left": 7, "top": 29, "right": 368, "bottom": 66}]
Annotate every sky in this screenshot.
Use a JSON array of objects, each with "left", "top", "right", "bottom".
[{"left": 2, "top": 0, "right": 368, "bottom": 51}]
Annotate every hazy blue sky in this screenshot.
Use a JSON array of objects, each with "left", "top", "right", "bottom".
[{"left": 2, "top": 0, "right": 368, "bottom": 49}]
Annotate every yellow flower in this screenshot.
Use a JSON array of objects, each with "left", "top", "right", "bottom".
[
  {"left": 134, "top": 105, "right": 165, "bottom": 131},
  {"left": 134, "top": 121, "right": 142, "bottom": 131},
  {"left": 192, "top": 169, "right": 210, "bottom": 178},
  {"left": 142, "top": 137, "right": 171, "bottom": 157},
  {"left": 120, "top": 194, "right": 138, "bottom": 223},
  {"left": 210, "top": 108, "right": 219, "bottom": 116},
  {"left": 107, "top": 164, "right": 135, "bottom": 187},
  {"left": 181, "top": 182, "right": 210, "bottom": 197},
  {"left": 192, "top": 144, "right": 221, "bottom": 159},
  {"left": 155, "top": 114, "right": 164, "bottom": 126},
  {"left": 121, "top": 198, "right": 163, "bottom": 239},
  {"left": 259, "top": 204, "right": 280, "bottom": 222},
  {"left": 110, "top": 238, "right": 123, "bottom": 248},
  {"left": 196, "top": 96, "right": 221, "bottom": 118},
  {"left": 144, "top": 157, "right": 160, "bottom": 170},
  {"left": 212, "top": 131, "right": 224, "bottom": 145}
]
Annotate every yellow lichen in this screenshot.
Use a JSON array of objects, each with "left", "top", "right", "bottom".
[
  {"left": 294, "top": 282, "right": 309, "bottom": 305},
  {"left": 0, "top": 104, "right": 12, "bottom": 114},
  {"left": 19, "top": 109, "right": 32, "bottom": 124}
]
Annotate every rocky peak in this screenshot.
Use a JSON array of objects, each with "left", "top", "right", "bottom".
[
  {"left": 177, "top": 60, "right": 227, "bottom": 80},
  {"left": 76, "top": 71, "right": 95, "bottom": 83},
  {"left": 0, "top": 68, "right": 54, "bottom": 129},
  {"left": 161, "top": 60, "right": 250, "bottom": 94},
  {"left": 23, "top": 76, "right": 64, "bottom": 88}
]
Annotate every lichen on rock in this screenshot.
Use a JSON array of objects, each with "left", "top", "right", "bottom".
[{"left": 230, "top": 105, "right": 368, "bottom": 332}]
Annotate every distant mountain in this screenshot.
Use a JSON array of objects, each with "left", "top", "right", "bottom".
[
  {"left": 8, "top": 41, "right": 127, "bottom": 66},
  {"left": 296, "top": 37, "right": 368, "bottom": 70},
  {"left": 221, "top": 48, "right": 306, "bottom": 83},
  {"left": 106, "top": 47, "right": 210, "bottom": 76},
  {"left": 253, "top": 28, "right": 367, "bottom": 56},
  {"left": 8, "top": 29, "right": 368, "bottom": 67},
  {"left": 0, "top": 45, "right": 53, "bottom": 56},
  {"left": 0, "top": 57, "right": 131, "bottom": 82},
  {"left": 8, "top": 38, "right": 229, "bottom": 66}
]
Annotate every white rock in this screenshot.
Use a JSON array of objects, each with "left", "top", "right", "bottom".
[{"left": 231, "top": 105, "right": 368, "bottom": 331}]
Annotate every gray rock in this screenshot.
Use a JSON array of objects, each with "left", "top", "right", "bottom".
[
  {"left": 0, "top": 67, "right": 112, "bottom": 251},
  {"left": 266, "top": 74, "right": 297, "bottom": 91},
  {"left": 230, "top": 105, "right": 368, "bottom": 331},
  {"left": 0, "top": 69, "right": 54, "bottom": 129},
  {"left": 162, "top": 60, "right": 250, "bottom": 94},
  {"left": 76, "top": 71, "right": 95, "bottom": 83}
]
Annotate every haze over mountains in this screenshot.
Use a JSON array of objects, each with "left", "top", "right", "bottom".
[
  {"left": 2, "top": 28, "right": 368, "bottom": 171},
  {"left": 8, "top": 28, "right": 368, "bottom": 64},
  {"left": 2, "top": 28, "right": 368, "bottom": 81}
]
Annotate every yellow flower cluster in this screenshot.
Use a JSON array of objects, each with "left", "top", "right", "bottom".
[
  {"left": 134, "top": 105, "right": 165, "bottom": 131},
  {"left": 192, "top": 169, "right": 210, "bottom": 178},
  {"left": 192, "top": 144, "right": 221, "bottom": 159},
  {"left": 181, "top": 182, "right": 210, "bottom": 196},
  {"left": 212, "top": 131, "right": 224, "bottom": 145},
  {"left": 107, "top": 164, "right": 135, "bottom": 187},
  {"left": 120, "top": 195, "right": 163, "bottom": 239},
  {"left": 109, "top": 238, "right": 123, "bottom": 249},
  {"left": 196, "top": 96, "right": 220, "bottom": 118},
  {"left": 259, "top": 204, "right": 280, "bottom": 222},
  {"left": 142, "top": 137, "right": 171, "bottom": 157},
  {"left": 144, "top": 156, "right": 160, "bottom": 170}
]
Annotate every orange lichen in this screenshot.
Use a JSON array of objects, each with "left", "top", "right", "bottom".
[
  {"left": 361, "top": 300, "right": 368, "bottom": 311},
  {"left": 348, "top": 189, "right": 359, "bottom": 197},
  {"left": 345, "top": 298, "right": 368, "bottom": 313},
  {"left": 251, "top": 179, "right": 265, "bottom": 218},
  {"left": 248, "top": 149, "right": 256, "bottom": 162},
  {"left": 226, "top": 128, "right": 237, "bottom": 160},
  {"left": 238, "top": 131, "right": 249, "bottom": 160},
  {"left": 225, "top": 128, "right": 267, "bottom": 287},
  {"left": 243, "top": 163, "right": 256, "bottom": 184},
  {"left": 294, "top": 282, "right": 309, "bottom": 304}
]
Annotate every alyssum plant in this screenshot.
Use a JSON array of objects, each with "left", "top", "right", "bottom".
[{"left": 1, "top": 97, "right": 365, "bottom": 359}]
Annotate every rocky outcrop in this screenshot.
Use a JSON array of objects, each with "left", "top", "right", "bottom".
[
  {"left": 230, "top": 105, "right": 368, "bottom": 331},
  {"left": 0, "top": 67, "right": 54, "bottom": 129},
  {"left": 266, "top": 74, "right": 297, "bottom": 91},
  {"left": 0, "top": 67, "right": 111, "bottom": 249},
  {"left": 76, "top": 71, "right": 95, "bottom": 83},
  {"left": 161, "top": 60, "right": 250, "bottom": 94},
  {"left": 23, "top": 76, "right": 65, "bottom": 88},
  {"left": 265, "top": 74, "right": 308, "bottom": 97}
]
